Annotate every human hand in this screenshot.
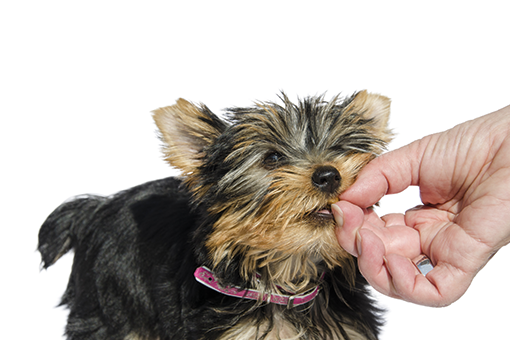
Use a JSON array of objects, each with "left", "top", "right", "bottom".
[{"left": 333, "top": 105, "right": 510, "bottom": 307}]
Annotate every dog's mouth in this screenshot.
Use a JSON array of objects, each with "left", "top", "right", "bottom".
[{"left": 311, "top": 207, "right": 334, "bottom": 221}]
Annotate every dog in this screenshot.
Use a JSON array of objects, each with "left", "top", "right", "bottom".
[{"left": 39, "top": 90, "right": 392, "bottom": 340}]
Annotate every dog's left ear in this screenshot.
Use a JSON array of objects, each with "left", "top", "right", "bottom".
[
  {"left": 346, "top": 90, "right": 392, "bottom": 142},
  {"left": 153, "top": 99, "right": 228, "bottom": 174}
]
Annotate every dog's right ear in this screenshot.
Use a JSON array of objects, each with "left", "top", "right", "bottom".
[{"left": 153, "top": 99, "right": 228, "bottom": 174}]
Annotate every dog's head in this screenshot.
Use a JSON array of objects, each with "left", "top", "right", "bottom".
[{"left": 153, "top": 91, "right": 391, "bottom": 291}]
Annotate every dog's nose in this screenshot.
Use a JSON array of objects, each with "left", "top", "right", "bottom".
[{"left": 311, "top": 166, "right": 341, "bottom": 194}]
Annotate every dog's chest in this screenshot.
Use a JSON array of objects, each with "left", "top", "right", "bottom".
[{"left": 214, "top": 313, "right": 369, "bottom": 340}]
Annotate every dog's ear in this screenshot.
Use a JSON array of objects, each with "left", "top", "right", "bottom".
[
  {"left": 346, "top": 90, "right": 392, "bottom": 142},
  {"left": 153, "top": 99, "right": 227, "bottom": 174}
]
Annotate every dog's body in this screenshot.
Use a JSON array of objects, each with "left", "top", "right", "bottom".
[{"left": 39, "top": 91, "right": 392, "bottom": 340}]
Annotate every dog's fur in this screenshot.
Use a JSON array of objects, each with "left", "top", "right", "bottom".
[{"left": 39, "top": 91, "right": 392, "bottom": 340}]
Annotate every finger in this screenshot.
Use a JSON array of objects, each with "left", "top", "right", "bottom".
[
  {"left": 356, "top": 229, "right": 436, "bottom": 302},
  {"left": 364, "top": 212, "right": 422, "bottom": 259},
  {"left": 425, "top": 262, "right": 473, "bottom": 306},
  {"left": 405, "top": 207, "right": 492, "bottom": 274},
  {"left": 381, "top": 213, "right": 407, "bottom": 226},
  {"left": 333, "top": 202, "right": 386, "bottom": 256},
  {"left": 404, "top": 206, "right": 453, "bottom": 256},
  {"left": 364, "top": 208, "right": 386, "bottom": 228},
  {"left": 340, "top": 141, "right": 424, "bottom": 208},
  {"left": 376, "top": 225, "right": 422, "bottom": 259},
  {"left": 384, "top": 253, "right": 436, "bottom": 303},
  {"left": 384, "top": 253, "right": 472, "bottom": 307},
  {"left": 335, "top": 201, "right": 422, "bottom": 259},
  {"left": 333, "top": 201, "right": 364, "bottom": 256},
  {"left": 356, "top": 228, "right": 397, "bottom": 296}
]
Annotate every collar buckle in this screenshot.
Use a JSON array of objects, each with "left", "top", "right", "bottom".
[{"left": 286, "top": 295, "right": 296, "bottom": 309}]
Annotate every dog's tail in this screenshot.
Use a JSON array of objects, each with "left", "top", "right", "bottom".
[{"left": 38, "top": 195, "right": 106, "bottom": 269}]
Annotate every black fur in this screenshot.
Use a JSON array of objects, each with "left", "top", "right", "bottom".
[{"left": 39, "top": 177, "right": 382, "bottom": 339}]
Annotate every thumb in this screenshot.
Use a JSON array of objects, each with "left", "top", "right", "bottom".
[{"left": 340, "top": 140, "right": 424, "bottom": 207}]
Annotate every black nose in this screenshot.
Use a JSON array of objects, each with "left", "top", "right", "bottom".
[{"left": 311, "top": 166, "right": 341, "bottom": 194}]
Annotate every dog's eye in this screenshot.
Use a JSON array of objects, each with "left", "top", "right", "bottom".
[{"left": 263, "top": 151, "right": 284, "bottom": 169}]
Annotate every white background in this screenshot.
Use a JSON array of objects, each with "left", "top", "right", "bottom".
[{"left": 2, "top": 1, "right": 509, "bottom": 339}]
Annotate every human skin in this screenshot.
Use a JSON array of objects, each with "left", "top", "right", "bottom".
[{"left": 333, "top": 104, "right": 510, "bottom": 307}]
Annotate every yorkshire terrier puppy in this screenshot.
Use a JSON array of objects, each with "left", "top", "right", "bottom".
[{"left": 39, "top": 90, "right": 392, "bottom": 340}]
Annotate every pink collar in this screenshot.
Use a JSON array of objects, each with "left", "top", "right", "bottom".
[{"left": 194, "top": 266, "right": 323, "bottom": 309}]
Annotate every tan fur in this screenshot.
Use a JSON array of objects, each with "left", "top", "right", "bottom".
[
  {"left": 205, "top": 153, "right": 374, "bottom": 292},
  {"left": 217, "top": 313, "right": 371, "bottom": 340},
  {"left": 153, "top": 99, "right": 223, "bottom": 182},
  {"left": 344, "top": 90, "right": 392, "bottom": 142},
  {"left": 124, "top": 333, "right": 159, "bottom": 340},
  {"left": 217, "top": 316, "right": 302, "bottom": 340}
]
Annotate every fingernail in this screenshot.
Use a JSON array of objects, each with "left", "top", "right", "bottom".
[
  {"left": 356, "top": 230, "right": 362, "bottom": 256},
  {"left": 331, "top": 204, "right": 344, "bottom": 227}
]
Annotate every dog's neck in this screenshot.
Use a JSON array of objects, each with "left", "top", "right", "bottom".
[{"left": 194, "top": 266, "right": 324, "bottom": 309}]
